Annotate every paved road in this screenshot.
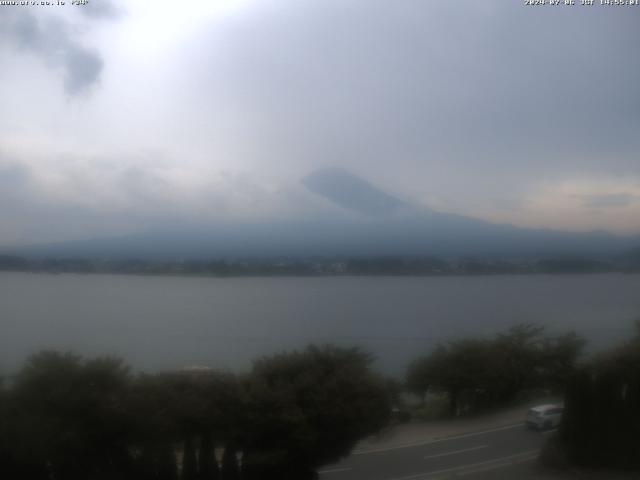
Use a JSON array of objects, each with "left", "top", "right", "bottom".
[{"left": 319, "top": 423, "right": 552, "bottom": 480}]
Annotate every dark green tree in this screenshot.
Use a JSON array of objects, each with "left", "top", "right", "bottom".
[
  {"left": 559, "top": 321, "right": 640, "bottom": 469},
  {"left": 241, "top": 345, "right": 391, "bottom": 479},
  {"left": 221, "top": 445, "right": 240, "bottom": 480},
  {"left": 198, "top": 432, "right": 218, "bottom": 480},
  {"left": 182, "top": 436, "right": 198, "bottom": 480},
  {"left": 494, "top": 323, "right": 545, "bottom": 399},
  {"left": 539, "top": 331, "right": 586, "bottom": 392},
  {"left": 408, "top": 339, "right": 502, "bottom": 416},
  {"left": 406, "top": 325, "right": 585, "bottom": 417},
  {"left": 406, "top": 352, "right": 440, "bottom": 405},
  {"left": 157, "top": 444, "right": 179, "bottom": 480},
  {"left": 8, "top": 351, "right": 134, "bottom": 479}
]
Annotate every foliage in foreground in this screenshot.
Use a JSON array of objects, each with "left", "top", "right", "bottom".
[
  {"left": 406, "top": 324, "right": 585, "bottom": 416},
  {"left": 558, "top": 322, "right": 640, "bottom": 470},
  {"left": 0, "top": 346, "right": 390, "bottom": 480}
]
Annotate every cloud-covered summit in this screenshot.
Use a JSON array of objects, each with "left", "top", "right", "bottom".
[
  {"left": 0, "top": 0, "right": 639, "bottom": 246},
  {"left": 303, "top": 167, "right": 408, "bottom": 217}
]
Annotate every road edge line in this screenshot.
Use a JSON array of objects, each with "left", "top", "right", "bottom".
[{"left": 353, "top": 422, "right": 525, "bottom": 455}]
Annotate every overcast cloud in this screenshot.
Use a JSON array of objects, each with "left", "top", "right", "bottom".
[
  {"left": 0, "top": 0, "right": 639, "bottom": 246},
  {"left": 0, "top": 7, "right": 105, "bottom": 95}
]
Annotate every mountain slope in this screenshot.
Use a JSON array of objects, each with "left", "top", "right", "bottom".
[
  {"left": 5, "top": 169, "right": 639, "bottom": 259},
  {"left": 302, "top": 167, "right": 408, "bottom": 217}
]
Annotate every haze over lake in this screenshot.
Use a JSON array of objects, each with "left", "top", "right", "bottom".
[{"left": 2, "top": 272, "right": 639, "bottom": 376}]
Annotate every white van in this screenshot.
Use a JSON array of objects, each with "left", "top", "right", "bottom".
[{"left": 526, "top": 404, "right": 564, "bottom": 430}]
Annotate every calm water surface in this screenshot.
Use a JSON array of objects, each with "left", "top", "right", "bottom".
[{"left": 1, "top": 272, "right": 639, "bottom": 375}]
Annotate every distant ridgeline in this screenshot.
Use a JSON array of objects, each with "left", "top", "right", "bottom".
[{"left": 1, "top": 253, "right": 639, "bottom": 276}]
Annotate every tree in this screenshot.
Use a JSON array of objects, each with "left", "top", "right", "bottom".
[
  {"left": 240, "top": 345, "right": 391, "bottom": 479},
  {"left": 406, "top": 325, "right": 586, "bottom": 417},
  {"left": 221, "top": 445, "right": 240, "bottom": 480},
  {"left": 0, "top": 376, "right": 16, "bottom": 475},
  {"left": 198, "top": 432, "right": 218, "bottom": 480},
  {"left": 559, "top": 321, "right": 640, "bottom": 469},
  {"left": 126, "top": 369, "right": 240, "bottom": 480},
  {"left": 407, "top": 339, "right": 504, "bottom": 416},
  {"left": 8, "top": 351, "right": 134, "bottom": 479},
  {"left": 494, "top": 324, "right": 545, "bottom": 399},
  {"left": 538, "top": 331, "right": 586, "bottom": 391},
  {"left": 406, "top": 353, "right": 439, "bottom": 404},
  {"left": 182, "top": 436, "right": 198, "bottom": 480},
  {"left": 126, "top": 373, "right": 181, "bottom": 479}
]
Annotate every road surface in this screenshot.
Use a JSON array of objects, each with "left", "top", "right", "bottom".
[{"left": 319, "top": 423, "right": 551, "bottom": 480}]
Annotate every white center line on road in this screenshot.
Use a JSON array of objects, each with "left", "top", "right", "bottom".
[
  {"left": 457, "top": 452, "right": 538, "bottom": 477},
  {"left": 456, "top": 461, "right": 513, "bottom": 477},
  {"left": 384, "top": 449, "right": 539, "bottom": 480},
  {"left": 353, "top": 423, "right": 524, "bottom": 455},
  {"left": 423, "top": 444, "right": 488, "bottom": 460},
  {"left": 318, "top": 467, "right": 353, "bottom": 475}
]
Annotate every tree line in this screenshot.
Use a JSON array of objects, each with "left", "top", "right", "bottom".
[
  {"left": 404, "top": 321, "right": 640, "bottom": 471},
  {"left": 406, "top": 324, "right": 586, "bottom": 416},
  {"left": 0, "top": 346, "right": 390, "bottom": 480},
  {"left": 2, "top": 322, "right": 638, "bottom": 477},
  {"left": 3, "top": 253, "right": 640, "bottom": 277}
]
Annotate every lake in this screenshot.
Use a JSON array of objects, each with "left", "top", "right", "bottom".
[{"left": 1, "top": 272, "right": 639, "bottom": 376}]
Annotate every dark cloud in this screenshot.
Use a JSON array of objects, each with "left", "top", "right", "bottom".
[
  {"left": 0, "top": 9, "right": 103, "bottom": 95},
  {"left": 63, "top": 45, "right": 104, "bottom": 95}
]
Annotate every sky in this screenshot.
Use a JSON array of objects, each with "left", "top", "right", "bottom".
[{"left": 1, "top": 0, "right": 639, "bottom": 247}]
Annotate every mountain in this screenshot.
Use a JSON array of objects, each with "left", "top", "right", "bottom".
[
  {"left": 5, "top": 169, "right": 639, "bottom": 260},
  {"left": 302, "top": 167, "right": 408, "bottom": 217}
]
